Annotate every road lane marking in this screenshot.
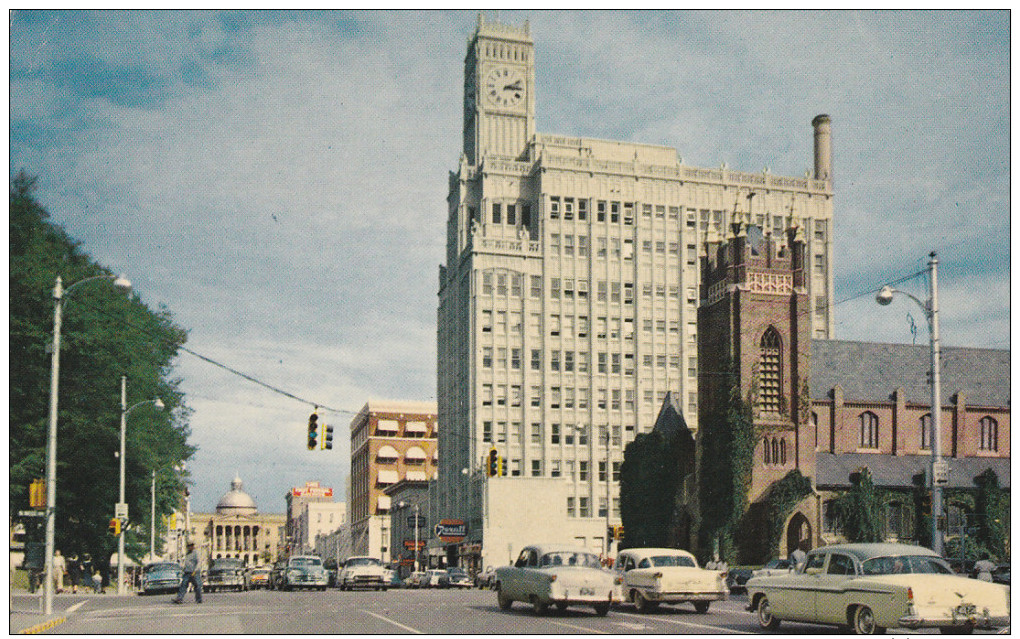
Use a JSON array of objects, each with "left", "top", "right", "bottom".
[
  {"left": 361, "top": 610, "right": 423, "bottom": 634},
  {"left": 67, "top": 602, "right": 88, "bottom": 614},
  {"left": 615, "top": 610, "right": 755, "bottom": 634},
  {"left": 542, "top": 619, "right": 612, "bottom": 634}
]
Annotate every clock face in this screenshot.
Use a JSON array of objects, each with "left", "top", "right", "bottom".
[{"left": 484, "top": 66, "right": 525, "bottom": 109}]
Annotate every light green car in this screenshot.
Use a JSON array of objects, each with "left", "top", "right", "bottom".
[{"left": 747, "top": 542, "right": 1010, "bottom": 634}]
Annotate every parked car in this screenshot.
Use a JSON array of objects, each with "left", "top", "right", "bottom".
[
  {"left": 280, "top": 555, "right": 329, "bottom": 591},
  {"left": 747, "top": 542, "right": 1011, "bottom": 634},
  {"left": 445, "top": 567, "right": 473, "bottom": 589},
  {"left": 725, "top": 567, "right": 753, "bottom": 593},
  {"left": 140, "top": 562, "right": 183, "bottom": 595},
  {"left": 614, "top": 547, "right": 727, "bottom": 613},
  {"left": 991, "top": 564, "right": 1010, "bottom": 586},
  {"left": 244, "top": 566, "right": 271, "bottom": 590},
  {"left": 423, "top": 569, "right": 450, "bottom": 588},
  {"left": 475, "top": 566, "right": 496, "bottom": 589},
  {"left": 404, "top": 571, "right": 426, "bottom": 588},
  {"left": 205, "top": 557, "right": 246, "bottom": 592},
  {"left": 338, "top": 556, "right": 388, "bottom": 591},
  {"left": 495, "top": 544, "right": 615, "bottom": 617},
  {"left": 751, "top": 558, "right": 794, "bottom": 579}
]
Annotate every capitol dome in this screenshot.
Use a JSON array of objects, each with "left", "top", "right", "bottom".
[{"left": 216, "top": 475, "right": 257, "bottom": 515}]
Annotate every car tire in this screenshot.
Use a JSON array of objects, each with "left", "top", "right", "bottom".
[
  {"left": 694, "top": 601, "right": 710, "bottom": 614},
  {"left": 593, "top": 602, "right": 610, "bottom": 617},
  {"left": 756, "top": 595, "right": 781, "bottom": 630},
  {"left": 555, "top": 602, "right": 568, "bottom": 611},
  {"left": 852, "top": 605, "right": 884, "bottom": 635},
  {"left": 497, "top": 588, "right": 513, "bottom": 611},
  {"left": 633, "top": 591, "right": 657, "bottom": 613},
  {"left": 530, "top": 595, "right": 548, "bottom": 615}
]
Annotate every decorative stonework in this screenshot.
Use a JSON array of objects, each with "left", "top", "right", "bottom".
[{"left": 746, "top": 271, "right": 793, "bottom": 295}]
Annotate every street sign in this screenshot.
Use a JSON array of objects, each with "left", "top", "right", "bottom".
[
  {"left": 932, "top": 460, "right": 950, "bottom": 485},
  {"left": 18, "top": 510, "right": 44, "bottom": 517},
  {"left": 407, "top": 515, "right": 426, "bottom": 528},
  {"left": 115, "top": 502, "right": 129, "bottom": 519}
]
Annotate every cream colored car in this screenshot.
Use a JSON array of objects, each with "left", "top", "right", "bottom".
[
  {"left": 495, "top": 544, "right": 615, "bottom": 616},
  {"left": 614, "top": 548, "right": 728, "bottom": 613},
  {"left": 747, "top": 542, "right": 1010, "bottom": 634}
]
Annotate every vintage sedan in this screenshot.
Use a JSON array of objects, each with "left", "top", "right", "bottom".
[
  {"left": 140, "top": 562, "right": 183, "bottom": 595},
  {"left": 281, "top": 555, "right": 330, "bottom": 591},
  {"left": 338, "top": 556, "right": 388, "bottom": 591},
  {"left": 747, "top": 542, "right": 1010, "bottom": 634},
  {"left": 615, "top": 548, "right": 728, "bottom": 613},
  {"left": 495, "top": 544, "right": 615, "bottom": 616},
  {"left": 245, "top": 566, "right": 271, "bottom": 590},
  {"left": 205, "top": 557, "right": 245, "bottom": 592}
]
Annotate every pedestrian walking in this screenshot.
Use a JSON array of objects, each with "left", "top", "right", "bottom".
[
  {"left": 172, "top": 541, "right": 203, "bottom": 604},
  {"left": 67, "top": 553, "right": 80, "bottom": 593},
  {"left": 92, "top": 569, "right": 104, "bottom": 593},
  {"left": 52, "top": 550, "right": 66, "bottom": 593}
]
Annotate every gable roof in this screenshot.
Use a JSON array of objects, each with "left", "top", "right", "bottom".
[{"left": 810, "top": 340, "right": 1009, "bottom": 407}]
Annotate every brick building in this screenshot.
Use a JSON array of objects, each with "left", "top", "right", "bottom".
[{"left": 666, "top": 220, "right": 1009, "bottom": 560}]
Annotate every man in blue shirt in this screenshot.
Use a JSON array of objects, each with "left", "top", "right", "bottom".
[{"left": 172, "top": 541, "right": 203, "bottom": 604}]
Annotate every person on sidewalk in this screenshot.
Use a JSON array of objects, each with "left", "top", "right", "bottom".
[
  {"left": 67, "top": 553, "right": 80, "bottom": 593},
  {"left": 52, "top": 550, "right": 66, "bottom": 593},
  {"left": 171, "top": 541, "right": 203, "bottom": 604}
]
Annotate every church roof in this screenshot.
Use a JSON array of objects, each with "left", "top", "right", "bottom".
[
  {"left": 810, "top": 340, "right": 1010, "bottom": 407},
  {"left": 816, "top": 452, "right": 1010, "bottom": 490}
]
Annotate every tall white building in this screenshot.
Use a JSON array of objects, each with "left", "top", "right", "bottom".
[{"left": 437, "top": 15, "right": 835, "bottom": 568}]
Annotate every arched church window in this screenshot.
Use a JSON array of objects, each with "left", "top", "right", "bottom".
[
  {"left": 980, "top": 416, "right": 998, "bottom": 451},
  {"left": 920, "top": 414, "right": 932, "bottom": 450},
  {"left": 763, "top": 437, "right": 770, "bottom": 464},
  {"left": 759, "top": 327, "right": 782, "bottom": 413},
  {"left": 859, "top": 411, "right": 879, "bottom": 449}
]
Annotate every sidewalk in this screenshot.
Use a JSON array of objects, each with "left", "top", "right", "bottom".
[{"left": 9, "top": 588, "right": 128, "bottom": 634}]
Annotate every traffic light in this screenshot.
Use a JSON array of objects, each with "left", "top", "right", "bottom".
[
  {"left": 487, "top": 448, "right": 498, "bottom": 477},
  {"left": 920, "top": 491, "right": 932, "bottom": 516},
  {"left": 498, "top": 456, "right": 507, "bottom": 476},
  {"left": 307, "top": 412, "right": 318, "bottom": 450},
  {"left": 614, "top": 525, "right": 625, "bottom": 541},
  {"left": 29, "top": 478, "right": 46, "bottom": 509},
  {"left": 108, "top": 518, "right": 121, "bottom": 536},
  {"left": 322, "top": 423, "right": 334, "bottom": 450}
]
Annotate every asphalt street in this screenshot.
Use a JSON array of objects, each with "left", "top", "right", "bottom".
[{"left": 11, "top": 588, "right": 1005, "bottom": 634}]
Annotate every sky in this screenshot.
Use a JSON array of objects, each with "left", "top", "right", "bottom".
[{"left": 9, "top": 10, "right": 1010, "bottom": 514}]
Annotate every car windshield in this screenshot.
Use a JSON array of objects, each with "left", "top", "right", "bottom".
[
  {"left": 290, "top": 557, "right": 321, "bottom": 567},
  {"left": 447, "top": 568, "right": 467, "bottom": 575},
  {"left": 347, "top": 558, "right": 379, "bottom": 567},
  {"left": 646, "top": 555, "right": 696, "bottom": 568},
  {"left": 540, "top": 552, "right": 602, "bottom": 568},
  {"left": 145, "top": 563, "right": 179, "bottom": 573},
  {"left": 214, "top": 559, "right": 243, "bottom": 568},
  {"left": 861, "top": 555, "right": 953, "bottom": 576}
]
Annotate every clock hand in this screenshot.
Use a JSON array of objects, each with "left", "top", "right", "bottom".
[{"left": 503, "top": 81, "right": 522, "bottom": 91}]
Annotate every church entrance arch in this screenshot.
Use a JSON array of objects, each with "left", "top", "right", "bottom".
[{"left": 786, "top": 512, "right": 812, "bottom": 556}]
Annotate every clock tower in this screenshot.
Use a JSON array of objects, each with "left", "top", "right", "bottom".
[{"left": 463, "top": 14, "right": 535, "bottom": 163}]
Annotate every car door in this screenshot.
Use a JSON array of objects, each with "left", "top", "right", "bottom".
[
  {"left": 813, "top": 552, "right": 856, "bottom": 624},
  {"left": 772, "top": 551, "right": 826, "bottom": 621},
  {"left": 506, "top": 548, "right": 534, "bottom": 599}
]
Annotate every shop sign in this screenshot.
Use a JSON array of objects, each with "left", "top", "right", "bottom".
[{"left": 434, "top": 519, "right": 467, "bottom": 543}]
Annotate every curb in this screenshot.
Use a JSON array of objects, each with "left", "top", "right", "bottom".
[{"left": 18, "top": 617, "right": 66, "bottom": 635}]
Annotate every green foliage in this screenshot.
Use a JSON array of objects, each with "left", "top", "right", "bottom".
[
  {"left": 973, "top": 469, "right": 1009, "bottom": 560},
  {"left": 698, "top": 376, "right": 755, "bottom": 564},
  {"left": 835, "top": 468, "right": 885, "bottom": 542},
  {"left": 738, "top": 470, "right": 812, "bottom": 564},
  {"left": 10, "top": 172, "right": 195, "bottom": 560},
  {"left": 620, "top": 430, "right": 680, "bottom": 549}
]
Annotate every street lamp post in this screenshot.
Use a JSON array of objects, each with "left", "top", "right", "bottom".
[
  {"left": 876, "top": 251, "right": 945, "bottom": 555},
  {"left": 43, "top": 273, "right": 130, "bottom": 614},
  {"left": 118, "top": 375, "right": 164, "bottom": 595}
]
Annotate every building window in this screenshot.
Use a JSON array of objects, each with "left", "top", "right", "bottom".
[
  {"left": 980, "top": 416, "right": 999, "bottom": 451},
  {"left": 483, "top": 421, "right": 492, "bottom": 443},
  {"left": 531, "top": 349, "right": 541, "bottom": 371},
  {"left": 822, "top": 500, "right": 842, "bottom": 534},
  {"left": 482, "top": 347, "right": 492, "bottom": 368},
  {"left": 492, "top": 203, "right": 501, "bottom": 224},
  {"left": 578, "top": 497, "right": 590, "bottom": 518},
  {"left": 920, "top": 414, "right": 931, "bottom": 450},
  {"left": 859, "top": 411, "right": 879, "bottom": 449},
  {"left": 566, "top": 497, "right": 575, "bottom": 517},
  {"left": 579, "top": 461, "right": 589, "bottom": 481},
  {"left": 531, "top": 460, "right": 542, "bottom": 477},
  {"left": 759, "top": 327, "right": 782, "bottom": 413},
  {"left": 549, "top": 197, "right": 560, "bottom": 219}
]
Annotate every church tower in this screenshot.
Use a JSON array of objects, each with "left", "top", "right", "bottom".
[
  {"left": 698, "top": 218, "right": 814, "bottom": 504},
  {"left": 462, "top": 14, "right": 535, "bottom": 163}
]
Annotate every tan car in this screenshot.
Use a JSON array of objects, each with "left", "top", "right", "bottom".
[
  {"left": 747, "top": 542, "right": 1010, "bottom": 634},
  {"left": 614, "top": 548, "right": 728, "bottom": 613},
  {"left": 495, "top": 544, "right": 615, "bottom": 616}
]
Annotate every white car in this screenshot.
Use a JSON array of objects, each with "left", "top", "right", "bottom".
[
  {"left": 423, "top": 569, "right": 449, "bottom": 588},
  {"left": 495, "top": 544, "right": 615, "bottom": 616},
  {"left": 614, "top": 548, "right": 728, "bottom": 613},
  {"left": 752, "top": 557, "right": 795, "bottom": 579},
  {"left": 338, "top": 556, "right": 388, "bottom": 591}
]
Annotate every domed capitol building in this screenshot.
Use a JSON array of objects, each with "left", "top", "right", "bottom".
[{"left": 189, "top": 475, "right": 286, "bottom": 566}]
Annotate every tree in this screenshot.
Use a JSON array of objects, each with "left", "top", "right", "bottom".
[
  {"left": 835, "top": 468, "right": 885, "bottom": 543},
  {"left": 620, "top": 430, "right": 681, "bottom": 549},
  {"left": 10, "top": 172, "right": 195, "bottom": 565},
  {"left": 973, "top": 469, "right": 1008, "bottom": 560}
]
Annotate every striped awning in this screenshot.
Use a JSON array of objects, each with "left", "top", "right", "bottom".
[{"left": 405, "top": 446, "right": 427, "bottom": 461}]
